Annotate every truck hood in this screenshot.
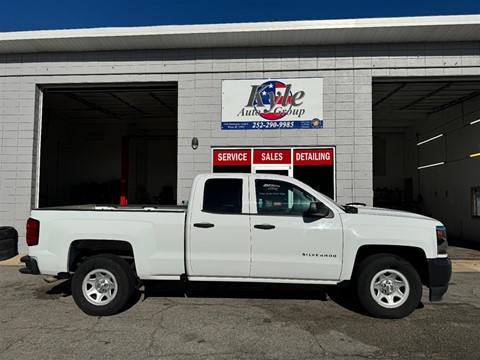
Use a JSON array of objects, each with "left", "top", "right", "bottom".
[{"left": 352, "top": 206, "right": 436, "bottom": 221}]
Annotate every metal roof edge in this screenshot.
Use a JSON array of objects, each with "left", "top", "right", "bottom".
[
  {"left": 0, "top": 14, "right": 479, "bottom": 53},
  {"left": 1, "top": 14, "right": 480, "bottom": 39}
]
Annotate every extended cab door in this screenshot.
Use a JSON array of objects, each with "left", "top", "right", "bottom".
[
  {"left": 249, "top": 177, "right": 343, "bottom": 280},
  {"left": 186, "top": 175, "right": 251, "bottom": 277}
]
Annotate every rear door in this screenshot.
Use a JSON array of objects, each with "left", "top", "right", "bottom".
[{"left": 186, "top": 175, "right": 251, "bottom": 277}]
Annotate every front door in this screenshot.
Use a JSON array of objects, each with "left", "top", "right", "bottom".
[
  {"left": 249, "top": 177, "right": 343, "bottom": 280},
  {"left": 187, "top": 175, "right": 251, "bottom": 277}
]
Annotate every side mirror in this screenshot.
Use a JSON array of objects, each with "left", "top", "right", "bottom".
[{"left": 304, "top": 201, "right": 331, "bottom": 218}]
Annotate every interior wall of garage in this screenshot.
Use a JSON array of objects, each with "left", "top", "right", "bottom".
[
  {"left": 1, "top": 41, "right": 480, "bottom": 252},
  {"left": 373, "top": 133, "right": 406, "bottom": 190},
  {"left": 404, "top": 94, "right": 480, "bottom": 242},
  {"left": 39, "top": 87, "right": 178, "bottom": 207},
  {"left": 127, "top": 137, "right": 177, "bottom": 204},
  {"left": 39, "top": 117, "right": 123, "bottom": 206}
]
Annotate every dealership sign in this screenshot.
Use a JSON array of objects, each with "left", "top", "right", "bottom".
[
  {"left": 213, "top": 148, "right": 334, "bottom": 166},
  {"left": 222, "top": 78, "right": 324, "bottom": 130},
  {"left": 293, "top": 149, "right": 333, "bottom": 165},
  {"left": 213, "top": 149, "right": 251, "bottom": 166}
]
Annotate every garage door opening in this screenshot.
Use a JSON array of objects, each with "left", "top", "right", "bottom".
[
  {"left": 38, "top": 83, "right": 178, "bottom": 207},
  {"left": 373, "top": 77, "right": 480, "bottom": 241}
]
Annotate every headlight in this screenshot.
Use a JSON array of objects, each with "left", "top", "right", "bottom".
[{"left": 436, "top": 226, "right": 448, "bottom": 255}]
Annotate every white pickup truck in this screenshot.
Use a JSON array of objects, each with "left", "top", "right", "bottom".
[{"left": 20, "top": 173, "right": 451, "bottom": 319}]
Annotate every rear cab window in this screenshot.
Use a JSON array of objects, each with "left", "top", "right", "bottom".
[{"left": 203, "top": 178, "right": 243, "bottom": 214}]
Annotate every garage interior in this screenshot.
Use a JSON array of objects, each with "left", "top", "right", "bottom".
[
  {"left": 39, "top": 83, "right": 178, "bottom": 207},
  {"left": 373, "top": 77, "right": 480, "bottom": 239}
]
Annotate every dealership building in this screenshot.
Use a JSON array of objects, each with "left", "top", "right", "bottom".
[{"left": 1, "top": 15, "right": 479, "bottom": 252}]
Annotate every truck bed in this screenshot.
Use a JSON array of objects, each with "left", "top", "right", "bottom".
[{"left": 29, "top": 205, "right": 187, "bottom": 278}]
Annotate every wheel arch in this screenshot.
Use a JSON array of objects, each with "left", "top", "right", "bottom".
[
  {"left": 68, "top": 239, "right": 135, "bottom": 272},
  {"left": 353, "top": 245, "right": 429, "bottom": 285}
]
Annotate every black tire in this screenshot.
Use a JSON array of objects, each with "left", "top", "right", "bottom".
[
  {"left": 71, "top": 254, "right": 136, "bottom": 316},
  {"left": 0, "top": 247, "right": 17, "bottom": 261},
  {"left": 0, "top": 227, "right": 18, "bottom": 257},
  {"left": 0, "top": 226, "right": 17, "bottom": 239},
  {"left": 355, "top": 254, "right": 422, "bottom": 319},
  {"left": 0, "top": 238, "right": 15, "bottom": 251}
]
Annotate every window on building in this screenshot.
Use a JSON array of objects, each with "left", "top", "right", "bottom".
[
  {"left": 213, "top": 165, "right": 252, "bottom": 173},
  {"left": 255, "top": 179, "right": 316, "bottom": 216},
  {"left": 473, "top": 187, "right": 480, "bottom": 217},
  {"left": 203, "top": 179, "right": 243, "bottom": 214}
]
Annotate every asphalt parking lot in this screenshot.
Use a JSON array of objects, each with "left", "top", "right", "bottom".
[{"left": 1, "top": 250, "right": 479, "bottom": 360}]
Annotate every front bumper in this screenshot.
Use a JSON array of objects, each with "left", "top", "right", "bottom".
[
  {"left": 427, "top": 257, "right": 452, "bottom": 302},
  {"left": 19, "top": 255, "right": 40, "bottom": 275}
]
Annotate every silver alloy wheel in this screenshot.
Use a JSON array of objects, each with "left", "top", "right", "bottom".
[
  {"left": 370, "top": 269, "right": 410, "bottom": 308},
  {"left": 82, "top": 269, "right": 118, "bottom": 306}
]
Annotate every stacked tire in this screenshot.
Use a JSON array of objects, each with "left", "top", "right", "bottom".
[{"left": 0, "top": 227, "right": 18, "bottom": 261}]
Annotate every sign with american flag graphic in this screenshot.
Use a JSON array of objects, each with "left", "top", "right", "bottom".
[{"left": 221, "top": 78, "right": 323, "bottom": 130}]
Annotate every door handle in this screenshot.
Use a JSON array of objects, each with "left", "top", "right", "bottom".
[
  {"left": 254, "top": 224, "right": 275, "bottom": 230},
  {"left": 193, "top": 222, "right": 215, "bottom": 228}
]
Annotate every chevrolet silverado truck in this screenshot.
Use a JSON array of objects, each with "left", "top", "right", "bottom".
[{"left": 20, "top": 173, "right": 451, "bottom": 319}]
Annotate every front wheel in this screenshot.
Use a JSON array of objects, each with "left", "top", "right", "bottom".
[
  {"left": 356, "top": 254, "right": 422, "bottom": 319},
  {"left": 72, "top": 254, "right": 136, "bottom": 316}
]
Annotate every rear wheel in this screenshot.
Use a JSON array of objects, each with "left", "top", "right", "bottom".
[
  {"left": 356, "top": 254, "right": 422, "bottom": 319},
  {"left": 72, "top": 254, "right": 136, "bottom": 316}
]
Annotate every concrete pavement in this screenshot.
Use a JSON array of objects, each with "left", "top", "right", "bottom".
[
  {"left": 447, "top": 245, "right": 480, "bottom": 272},
  {"left": 0, "top": 255, "right": 22, "bottom": 266},
  {"left": 1, "top": 265, "right": 479, "bottom": 360}
]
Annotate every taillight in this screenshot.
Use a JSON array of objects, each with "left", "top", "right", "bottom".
[{"left": 26, "top": 218, "right": 40, "bottom": 246}]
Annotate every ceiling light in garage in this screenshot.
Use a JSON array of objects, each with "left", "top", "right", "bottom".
[
  {"left": 470, "top": 119, "right": 480, "bottom": 125},
  {"left": 417, "top": 162, "right": 445, "bottom": 170},
  {"left": 417, "top": 134, "right": 444, "bottom": 146}
]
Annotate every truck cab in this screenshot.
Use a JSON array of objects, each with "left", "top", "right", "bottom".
[{"left": 186, "top": 174, "right": 343, "bottom": 281}]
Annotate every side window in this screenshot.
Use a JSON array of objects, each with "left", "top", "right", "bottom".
[
  {"left": 203, "top": 178, "right": 243, "bottom": 214},
  {"left": 255, "top": 180, "right": 316, "bottom": 216}
]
